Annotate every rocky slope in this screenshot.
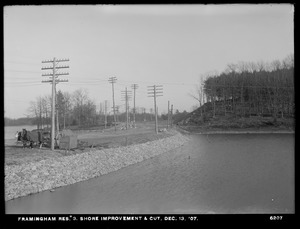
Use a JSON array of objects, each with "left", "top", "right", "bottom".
[{"left": 5, "top": 133, "right": 190, "bottom": 201}]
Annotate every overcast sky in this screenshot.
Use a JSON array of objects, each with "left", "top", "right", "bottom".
[{"left": 4, "top": 4, "right": 294, "bottom": 119}]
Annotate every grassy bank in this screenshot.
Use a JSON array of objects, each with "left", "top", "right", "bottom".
[
  {"left": 5, "top": 121, "right": 175, "bottom": 166},
  {"left": 177, "top": 115, "right": 294, "bottom": 134}
]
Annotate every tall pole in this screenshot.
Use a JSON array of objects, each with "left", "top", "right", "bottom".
[
  {"left": 112, "top": 81, "right": 116, "bottom": 131},
  {"left": 115, "top": 105, "right": 119, "bottom": 122},
  {"left": 126, "top": 88, "right": 129, "bottom": 129},
  {"left": 108, "top": 77, "right": 117, "bottom": 131},
  {"left": 154, "top": 86, "right": 158, "bottom": 133},
  {"left": 56, "top": 87, "right": 59, "bottom": 139},
  {"left": 143, "top": 108, "right": 146, "bottom": 121},
  {"left": 42, "top": 58, "right": 69, "bottom": 150},
  {"left": 63, "top": 100, "right": 66, "bottom": 130},
  {"left": 131, "top": 84, "right": 138, "bottom": 128},
  {"left": 167, "top": 100, "right": 170, "bottom": 129},
  {"left": 147, "top": 85, "right": 163, "bottom": 134},
  {"left": 104, "top": 100, "right": 107, "bottom": 129},
  {"left": 99, "top": 102, "right": 102, "bottom": 124},
  {"left": 121, "top": 87, "right": 132, "bottom": 130},
  {"left": 171, "top": 104, "right": 173, "bottom": 127},
  {"left": 51, "top": 58, "right": 56, "bottom": 150}
]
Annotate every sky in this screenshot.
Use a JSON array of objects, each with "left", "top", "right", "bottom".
[{"left": 4, "top": 4, "right": 294, "bottom": 119}]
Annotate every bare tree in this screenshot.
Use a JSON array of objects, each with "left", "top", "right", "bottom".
[
  {"left": 188, "top": 75, "right": 206, "bottom": 116},
  {"left": 72, "top": 88, "right": 89, "bottom": 126}
]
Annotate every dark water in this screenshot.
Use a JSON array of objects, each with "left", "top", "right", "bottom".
[{"left": 6, "top": 134, "right": 294, "bottom": 214}]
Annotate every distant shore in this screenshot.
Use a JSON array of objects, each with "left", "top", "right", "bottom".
[{"left": 176, "top": 125, "right": 294, "bottom": 135}]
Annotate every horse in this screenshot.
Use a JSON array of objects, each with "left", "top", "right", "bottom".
[{"left": 16, "top": 129, "right": 44, "bottom": 148}]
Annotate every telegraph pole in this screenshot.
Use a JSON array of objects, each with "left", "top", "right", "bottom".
[
  {"left": 42, "top": 58, "right": 69, "bottom": 150},
  {"left": 167, "top": 100, "right": 170, "bottom": 129},
  {"left": 56, "top": 94, "right": 59, "bottom": 134},
  {"left": 131, "top": 84, "right": 138, "bottom": 128},
  {"left": 121, "top": 87, "right": 132, "bottom": 130},
  {"left": 143, "top": 108, "right": 146, "bottom": 122},
  {"left": 147, "top": 85, "right": 163, "bottom": 134},
  {"left": 108, "top": 77, "right": 117, "bottom": 131},
  {"left": 104, "top": 100, "right": 108, "bottom": 129},
  {"left": 114, "top": 105, "right": 120, "bottom": 122},
  {"left": 170, "top": 104, "right": 173, "bottom": 127}
]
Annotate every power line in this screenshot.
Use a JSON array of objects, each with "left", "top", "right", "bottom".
[
  {"left": 5, "top": 81, "right": 41, "bottom": 84},
  {"left": 4, "top": 60, "right": 41, "bottom": 65},
  {"left": 5, "top": 69, "right": 41, "bottom": 73},
  {"left": 118, "top": 79, "right": 196, "bottom": 86},
  {"left": 5, "top": 83, "right": 42, "bottom": 87}
]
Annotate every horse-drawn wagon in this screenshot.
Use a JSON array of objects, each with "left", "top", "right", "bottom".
[{"left": 16, "top": 128, "right": 51, "bottom": 148}]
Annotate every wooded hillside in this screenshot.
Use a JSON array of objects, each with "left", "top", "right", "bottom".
[{"left": 179, "top": 55, "right": 294, "bottom": 129}]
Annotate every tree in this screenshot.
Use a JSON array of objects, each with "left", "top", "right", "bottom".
[
  {"left": 200, "top": 54, "right": 294, "bottom": 120},
  {"left": 41, "top": 95, "right": 51, "bottom": 128},
  {"left": 63, "top": 92, "right": 72, "bottom": 128},
  {"left": 56, "top": 90, "right": 73, "bottom": 129},
  {"left": 72, "top": 89, "right": 89, "bottom": 126},
  {"left": 189, "top": 75, "right": 206, "bottom": 116},
  {"left": 71, "top": 88, "right": 97, "bottom": 127},
  {"left": 28, "top": 96, "right": 44, "bottom": 129}
]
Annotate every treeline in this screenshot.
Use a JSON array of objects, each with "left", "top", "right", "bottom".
[
  {"left": 27, "top": 89, "right": 98, "bottom": 129},
  {"left": 27, "top": 88, "right": 168, "bottom": 129},
  {"left": 201, "top": 54, "right": 294, "bottom": 121},
  {"left": 4, "top": 117, "right": 35, "bottom": 126}
]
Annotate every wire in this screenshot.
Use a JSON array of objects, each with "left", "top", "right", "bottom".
[
  {"left": 5, "top": 69, "right": 41, "bottom": 73},
  {"left": 5, "top": 80, "right": 41, "bottom": 83},
  {"left": 117, "top": 79, "right": 196, "bottom": 86},
  {"left": 5, "top": 84, "right": 41, "bottom": 87},
  {"left": 4, "top": 60, "right": 41, "bottom": 66}
]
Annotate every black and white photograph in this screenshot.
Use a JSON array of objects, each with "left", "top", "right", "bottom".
[{"left": 4, "top": 3, "right": 294, "bottom": 221}]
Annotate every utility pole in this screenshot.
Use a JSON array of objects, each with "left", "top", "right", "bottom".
[
  {"left": 108, "top": 77, "right": 117, "bottom": 131},
  {"left": 121, "top": 87, "right": 132, "bottom": 130},
  {"left": 147, "top": 85, "right": 163, "bottom": 134},
  {"left": 143, "top": 108, "right": 146, "bottom": 121},
  {"left": 114, "top": 105, "right": 120, "bottom": 122},
  {"left": 56, "top": 95, "right": 59, "bottom": 134},
  {"left": 167, "top": 100, "right": 170, "bottom": 129},
  {"left": 170, "top": 104, "right": 173, "bottom": 127},
  {"left": 99, "top": 102, "right": 103, "bottom": 125},
  {"left": 131, "top": 84, "right": 138, "bottom": 128},
  {"left": 42, "top": 58, "right": 69, "bottom": 150},
  {"left": 104, "top": 100, "right": 108, "bottom": 129}
]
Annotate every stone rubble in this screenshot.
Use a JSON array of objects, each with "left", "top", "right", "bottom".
[{"left": 5, "top": 133, "right": 190, "bottom": 201}]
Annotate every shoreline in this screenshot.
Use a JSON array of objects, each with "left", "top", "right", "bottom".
[
  {"left": 5, "top": 132, "right": 190, "bottom": 201},
  {"left": 176, "top": 125, "right": 294, "bottom": 135}
]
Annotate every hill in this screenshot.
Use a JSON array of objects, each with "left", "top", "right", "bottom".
[{"left": 174, "top": 101, "right": 294, "bottom": 133}]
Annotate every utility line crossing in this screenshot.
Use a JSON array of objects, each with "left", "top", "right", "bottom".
[
  {"left": 147, "top": 85, "right": 163, "bottom": 134},
  {"left": 41, "top": 58, "right": 69, "bottom": 150}
]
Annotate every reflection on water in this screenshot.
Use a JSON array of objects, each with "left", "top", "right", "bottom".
[{"left": 6, "top": 134, "right": 294, "bottom": 214}]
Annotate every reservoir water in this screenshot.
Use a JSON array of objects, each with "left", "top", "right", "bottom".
[
  {"left": 5, "top": 125, "right": 37, "bottom": 140},
  {"left": 5, "top": 133, "right": 294, "bottom": 214}
]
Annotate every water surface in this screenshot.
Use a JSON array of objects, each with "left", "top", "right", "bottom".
[{"left": 6, "top": 133, "right": 294, "bottom": 214}]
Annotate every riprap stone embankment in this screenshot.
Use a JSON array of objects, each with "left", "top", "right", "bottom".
[{"left": 5, "top": 132, "right": 190, "bottom": 201}]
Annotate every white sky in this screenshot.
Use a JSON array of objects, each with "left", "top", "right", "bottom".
[{"left": 4, "top": 4, "right": 294, "bottom": 119}]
